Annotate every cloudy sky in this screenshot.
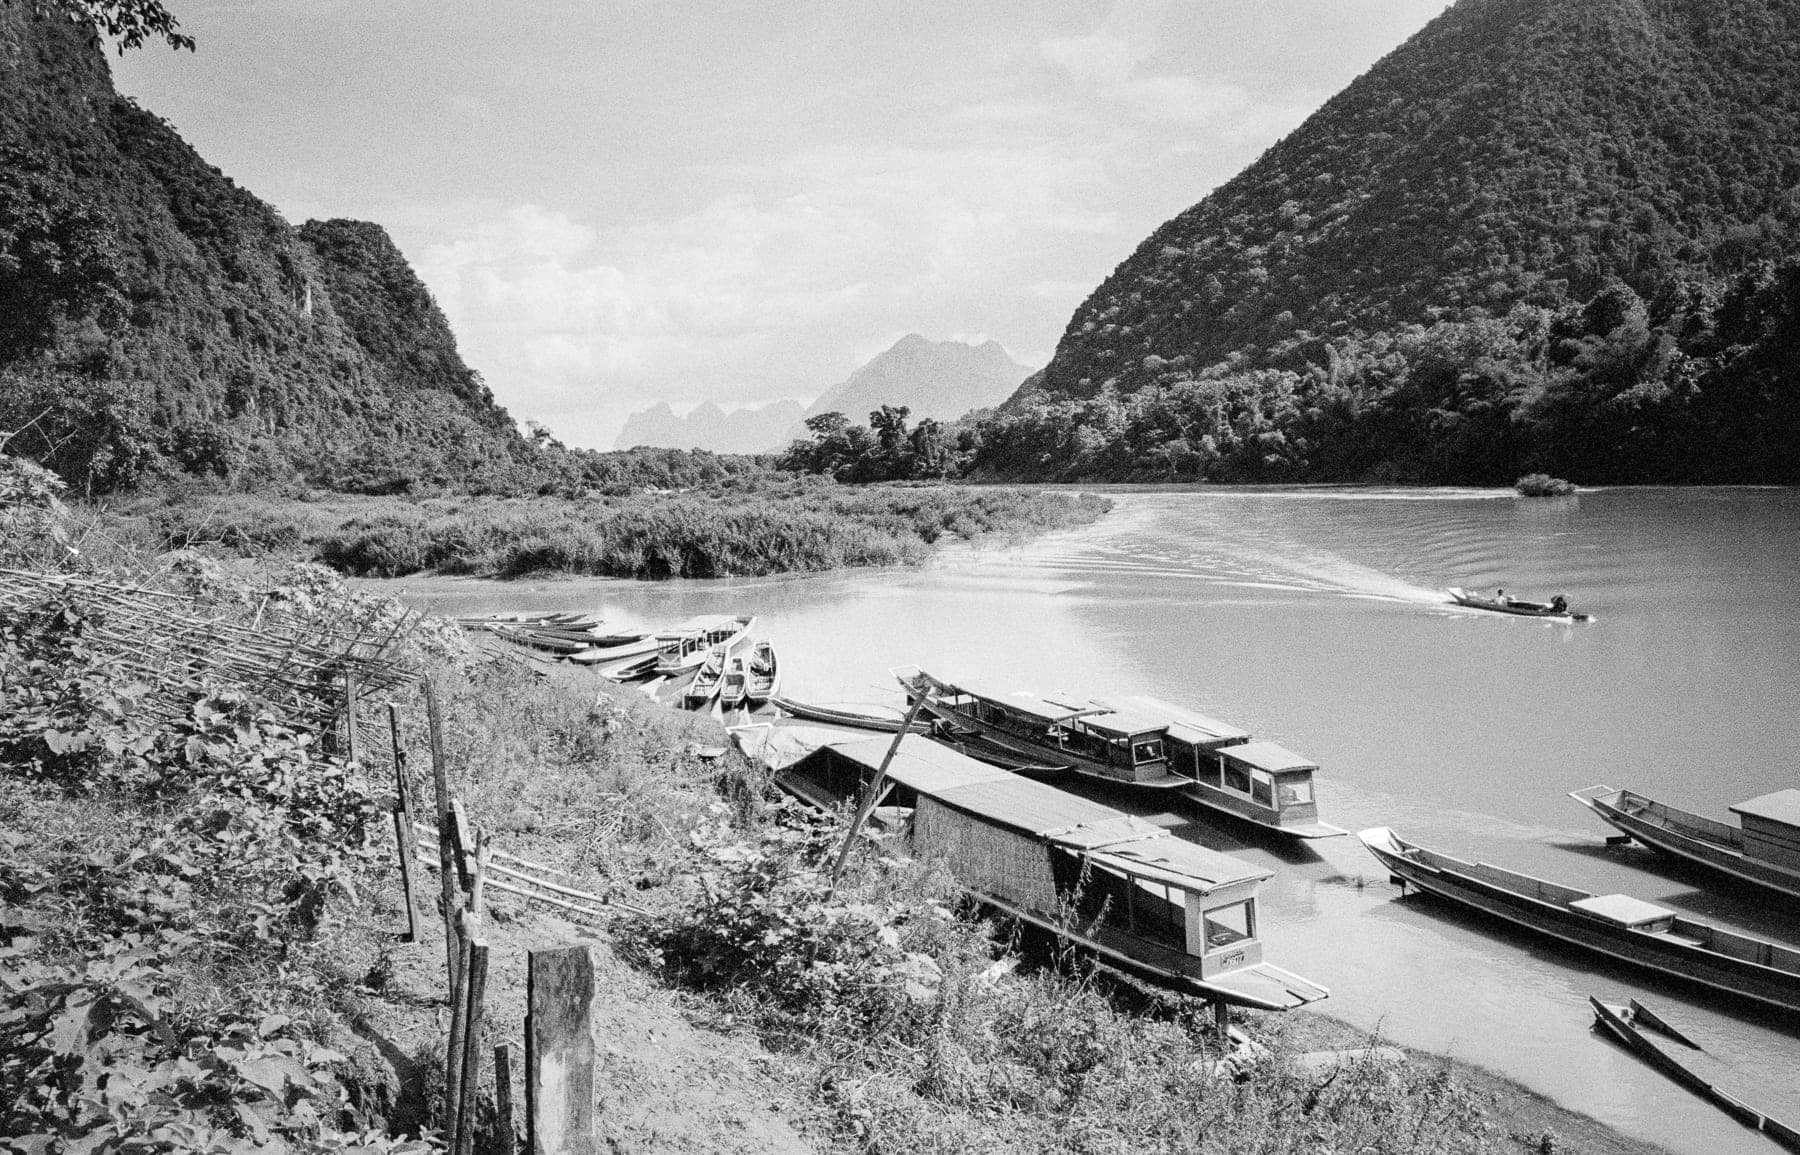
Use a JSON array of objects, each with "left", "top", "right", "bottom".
[{"left": 113, "top": 0, "right": 1451, "bottom": 448}]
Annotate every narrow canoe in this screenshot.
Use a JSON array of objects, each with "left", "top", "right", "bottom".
[
  {"left": 1447, "top": 586, "right": 1591, "bottom": 621},
  {"left": 1360, "top": 827, "right": 1800, "bottom": 1013}
]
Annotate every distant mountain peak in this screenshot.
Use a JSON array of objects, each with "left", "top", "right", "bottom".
[{"left": 806, "top": 335, "right": 1033, "bottom": 425}]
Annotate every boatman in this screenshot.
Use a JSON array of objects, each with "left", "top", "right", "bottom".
[
  {"left": 1550, "top": 595, "right": 1568, "bottom": 613},
  {"left": 1495, "top": 588, "right": 1508, "bottom": 604}
]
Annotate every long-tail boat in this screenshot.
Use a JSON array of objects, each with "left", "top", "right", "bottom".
[
  {"left": 652, "top": 614, "right": 754, "bottom": 675},
  {"left": 779, "top": 736, "right": 1330, "bottom": 1013},
  {"left": 893, "top": 667, "right": 1344, "bottom": 839},
  {"left": 1569, "top": 785, "right": 1800, "bottom": 902},
  {"left": 1360, "top": 827, "right": 1800, "bottom": 1013}
]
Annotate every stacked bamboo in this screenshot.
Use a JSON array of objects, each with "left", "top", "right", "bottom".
[{"left": 0, "top": 568, "right": 417, "bottom": 729}]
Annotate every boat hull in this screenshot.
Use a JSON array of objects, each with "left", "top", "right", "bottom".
[
  {"left": 1361, "top": 827, "right": 1800, "bottom": 1014},
  {"left": 1447, "top": 587, "right": 1590, "bottom": 621},
  {"left": 1570, "top": 786, "right": 1800, "bottom": 902}
]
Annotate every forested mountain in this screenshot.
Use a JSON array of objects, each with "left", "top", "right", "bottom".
[
  {"left": 0, "top": 2, "right": 532, "bottom": 493},
  {"left": 805, "top": 335, "right": 1029, "bottom": 427},
  {"left": 614, "top": 398, "right": 803, "bottom": 454},
  {"left": 984, "top": 0, "right": 1800, "bottom": 484}
]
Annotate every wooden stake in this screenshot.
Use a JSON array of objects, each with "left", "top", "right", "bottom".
[
  {"left": 391, "top": 808, "right": 421, "bottom": 942},
  {"left": 444, "top": 932, "right": 473, "bottom": 1142},
  {"left": 494, "top": 1042, "right": 517, "bottom": 1155},
  {"left": 470, "top": 834, "right": 491, "bottom": 923},
  {"left": 387, "top": 701, "right": 412, "bottom": 816},
  {"left": 526, "top": 947, "right": 597, "bottom": 1155},
  {"left": 454, "top": 939, "right": 490, "bottom": 1155},
  {"left": 426, "top": 677, "right": 462, "bottom": 988},
  {"left": 827, "top": 690, "right": 931, "bottom": 889},
  {"left": 451, "top": 799, "right": 476, "bottom": 890}
]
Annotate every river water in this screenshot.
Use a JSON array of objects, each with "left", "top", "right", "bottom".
[{"left": 385, "top": 485, "right": 1800, "bottom": 1154}]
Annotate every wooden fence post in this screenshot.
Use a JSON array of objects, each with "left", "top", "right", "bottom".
[
  {"left": 494, "top": 1042, "right": 517, "bottom": 1155},
  {"left": 391, "top": 809, "right": 421, "bottom": 942},
  {"left": 454, "top": 939, "right": 490, "bottom": 1155},
  {"left": 426, "top": 677, "right": 462, "bottom": 988},
  {"left": 526, "top": 946, "right": 597, "bottom": 1155},
  {"left": 444, "top": 933, "right": 474, "bottom": 1139}
]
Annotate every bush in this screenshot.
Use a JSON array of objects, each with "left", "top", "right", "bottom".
[{"left": 1514, "top": 473, "right": 1577, "bottom": 496}]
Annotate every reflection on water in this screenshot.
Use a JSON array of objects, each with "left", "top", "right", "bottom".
[{"left": 383, "top": 486, "right": 1800, "bottom": 1155}]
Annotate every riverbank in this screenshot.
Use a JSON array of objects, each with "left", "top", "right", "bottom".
[
  {"left": 100, "top": 475, "right": 1111, "bottom": 580},
  {"left": 0, "top": 534, "right": 1669, "bottom": 1152}
]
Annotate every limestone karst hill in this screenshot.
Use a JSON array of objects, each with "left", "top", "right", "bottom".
[
  {"left": 1030, "top": 0, "right": 1800, "bottom": 402},
  {"left": 0, "top": 3, "right": 527, "bottom": 493}
]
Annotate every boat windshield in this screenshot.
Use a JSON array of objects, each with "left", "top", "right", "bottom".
[
  {"left": 1203, "top": 899, "right": 1254, "bottom": 950},
  {"left": 1132, "top": 739, "right": 1165, "bottom": 765},
  {"left": 1277, "top": 777, "right": 1313, "bottom": 807}
]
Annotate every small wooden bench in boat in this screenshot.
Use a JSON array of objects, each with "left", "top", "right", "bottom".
[
  {"left": 1571, "top": 785, "right": 1800, "bottom": 902},
  {"left": 779, "top": 736, "right": 1331, "bottom": 1012}
]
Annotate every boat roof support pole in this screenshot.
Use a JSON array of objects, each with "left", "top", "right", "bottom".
[{"left": 827, "top": 690, "right": 934, "bottom": 894}]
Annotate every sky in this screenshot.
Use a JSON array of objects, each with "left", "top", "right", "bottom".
[{"left": 112, "top": 0, "right": 1453, "bottom": 449}]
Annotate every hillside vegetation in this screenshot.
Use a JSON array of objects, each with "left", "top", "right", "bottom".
[{"left": 984, "top": 0, "right": 1800, "bottom": 484}]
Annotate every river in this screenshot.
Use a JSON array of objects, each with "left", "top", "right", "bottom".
[{"left": 383, "top": 485, "right": 1800, "bottom": 1155}]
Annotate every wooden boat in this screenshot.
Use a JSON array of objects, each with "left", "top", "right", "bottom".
[
  {"left": 718, "top": 654, "right": 750, "bottom": 710},
  {"left": 744, "top": 640, "right": 780, "bottom": 705},
  {"left": 1570, "top": 785, "right": 1800, "bottom": 902},
  {"left": 599, "top": 652, "right": 661, "bottom": 682},
  {"left": 684, "top": 647, "right": 730, "bottom": 708},
  {"left": 894, "top": 667, "right": 1345, "bottom": 839},
  {"left": 1359, "top": 827, "right": 1800, "bottom": 1013},
  {"left": 1589, "top": 997, "right": 1800, "bottom": 1150},
  {"left": 769, "top": 697, "right": 933, "bottom": 734},
  {"left": 1447, "top": 586, "right": 1591, "bottom": 621},
  {"left": 652, "top": 614, "right": 755, "bottom": 675},
  {"left": 568, "top": 632, "right": 662, "bottom": 666},
  {"left": 778, "top": 736, "right": 1330, "bottom": 1013}
]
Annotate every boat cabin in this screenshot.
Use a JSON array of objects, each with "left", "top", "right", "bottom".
[
  {"left": 777, "top": 737, "right": 1329, "bottom": 1009},
  {"left": 1186, "top": 740, "right": 1325, "bottom": 830},
  {"left": 909, "top": 673, "right": 1178, "bottom": 783},
  {"left": 1570, "top": 893, "right": 1679, "bottom": 933},
  {"left": 1730, "top": 789, "right": 1800, "bottom": 872}
]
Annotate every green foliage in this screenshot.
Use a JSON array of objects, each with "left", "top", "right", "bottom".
[
  {"left": 1515, "top": 473, "right": 1575, "bottom": 496},
  {"left": 976, "top": 262, "right": 1800, "bottom": 484},
  {"left": 0, "top": 575, "right": 434, "bottom": 1152},
  {"left": 17, "top": 0, "right": 195, "bottom": 53},
  {"left": 779, "top": 406, "right": 971, "bottom": 483}
]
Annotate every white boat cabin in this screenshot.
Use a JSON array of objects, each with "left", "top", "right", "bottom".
[
  {"left": 653, "top": 614, "right": 750, "bottom": 670},
  {"left": 779, "top": 737, "right": 1329, "bottom": 1010},
  {"left": 1731, "top": 789, "right": 1800, "bottom": 872}
]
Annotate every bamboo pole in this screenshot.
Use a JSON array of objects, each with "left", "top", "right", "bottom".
[
  {"left": 345, "top": 670, "right": 361, "bottom": 763},
  {"left": 827, "top": 690, "right": 931, "bottom": 889},
  {"left": 444, "top": 933, "right": 474, "bottom": 1143},
  {"left": 391, "top": 809, "right": 421, "bottom": 942}
]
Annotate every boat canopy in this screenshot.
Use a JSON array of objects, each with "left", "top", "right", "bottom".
[
  {"left": 1731, "top": 789, "right": 1800, "bottom": 828},
  {"left": 1121, "top": 695, "right": 1250, "bottom": 746},
  {"left": 820, "top": 737, "right": 1269, "bottom": 892},
  {"left": 1074, "top": 709, "right": 1169, "bottom": 740},
  {"left": 1219, "top": 741, "right": 1319, "bottom": 775}
]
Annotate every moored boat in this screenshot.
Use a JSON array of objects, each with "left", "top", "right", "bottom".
[
  {"left": 718, "top": 653, "right": 750, "bottom": 710},
  {"left": 684, "top": 646, "right": 730, "bottom": 708},
  {"left": 778, "top": 736, "right": 1331, "bottom": 1013},
  {"left": 744, "top": 640, "right": 780, "bottom": 705},
  {"left": 1588, "top": 997, "right": 1800, "bottom": 1150},
  {"left": 894, "top": 667, "right": 1344, "bottom": 839},
  {"left": 568, "top": 633, "right": 663, "bottom": 666},
  {"left": 1569, "top": 785, "right": 1800, "bottom": 902},
  {"left": 768, "top": 696, "right": 933, "bottom": 733},
  {"left": 652, "top": 614, "right": 755, "bottom": 675},
  {"left": 1360, "top": 827, "right": 1800, "bottom": 1013},
  {"left": 1447, "top": 586, "right": 1591, "bottom": 621}
]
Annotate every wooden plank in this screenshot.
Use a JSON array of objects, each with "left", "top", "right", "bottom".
[
  {"left": 494, "top": 1043, "right": 517, "bottom": 1155},
  {"left": 527, "top": 946, "right": 597, "bottom": 1155},
  {"left": 454, "top": 940, "right": 490, "bottom": 1155}
]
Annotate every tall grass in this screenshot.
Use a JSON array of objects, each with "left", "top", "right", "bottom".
[{"left": 107, "top": 475, "right": 1113, "bottom": 579}]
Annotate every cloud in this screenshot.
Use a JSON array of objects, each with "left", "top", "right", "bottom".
[
  {"left": 1122, "top": 76, "right": 1251, "bottom": 124},
  {"left": 408, "top": 144, "right": 1116, "bottom": 446}
]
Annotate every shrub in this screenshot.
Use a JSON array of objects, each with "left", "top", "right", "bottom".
[{"left": 1514, "top": 473, "right": 1577, "bottom": 496}]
